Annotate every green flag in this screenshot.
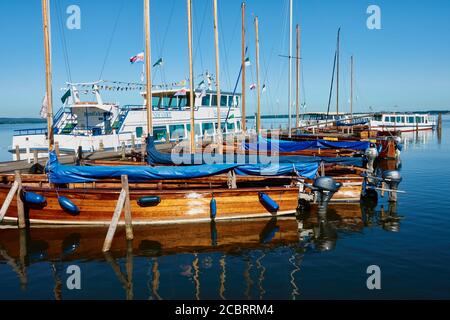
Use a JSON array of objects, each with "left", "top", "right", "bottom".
[
  {"left": 153, "top": 58, "right": 163, "bottom": 67},
  {"left": 61, "top": 89, "right": 71, "bottom": 104}
]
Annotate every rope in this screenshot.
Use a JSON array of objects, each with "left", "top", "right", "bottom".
[
  {"left": 55, "top": 0, "right": 72, "bottom": 82},
  {"left": 99, "top": 0, "right": 126, "bottom": 80}
]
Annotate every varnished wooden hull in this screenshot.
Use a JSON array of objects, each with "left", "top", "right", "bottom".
[{"left": 0, "top": 175, "right": 363, "bottom": 226}]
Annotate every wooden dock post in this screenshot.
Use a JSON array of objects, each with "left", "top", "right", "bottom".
[
  {"left": 99, "top": 140, "right": 104, "bottom": 151},
  {"left": 131, "top": 135, "right": 136, "bottom": 150},
  {"left": 15, "top": 171, "right": 26, "bottom": 229},
  {"left": 102, "top": 175, "right": 133, "bottom": 252},
  {"left": 33, "top": 150, "right": 38, "bottom": 164},
  {"left": 141, "top": 137, "right": 146, "bottom": 162},
  {"left": 55, "top": 142, "right": 60, "bottom": 157},
  {"left": 438, "top": 113, "right": 442, "bottom": 132},
  {"left": 15, "top": 145, "right": 20, "bottom": 161},
  {"left": 122, "top": 175, "right": 133, "bottom": 241},
  {"left": 121, "top": 142, "right": 126, "bottom": 160}
]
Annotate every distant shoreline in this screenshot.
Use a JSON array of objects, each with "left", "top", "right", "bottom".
[{"left": 0, "top": 118, "right": 46, "bottom": 125}]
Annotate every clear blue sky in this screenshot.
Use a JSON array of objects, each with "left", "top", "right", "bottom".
[{"left": 0, "top": 0, "right": 449, "bottom": 117}]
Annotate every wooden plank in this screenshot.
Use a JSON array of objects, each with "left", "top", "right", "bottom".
[
  {"left": 0, "top": 181, "right": 19, "bottom": 222},
  {"left": 102, "top": 188, "right": 127, "bottom": 252}
]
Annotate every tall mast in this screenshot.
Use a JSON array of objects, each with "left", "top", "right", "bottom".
[
  {"left": 187, "top": 0, "right": 195, "bottom": 153},
  {"left": 288, "top": 0, "right": 293, "bottom": 137},
  {"left": 144, "top": 0, "right": 153, "bottom": 137},
  {"left": 295, "top": 24, "right": 300, "bottom": 128},
  {"left": 241, "top": 2, "right": 246, "bottom": 134},
  {"left": 350, "top": 55, "right": 353, "bottom": 121},
  {"left": 255, "top": 16, "right": 261, "bottom": 134},
  {"left": 213, "top": 0, "right": 222, "bottom": 152},
  {"left": 336, "top": 27, "right": 340, "bottom": 116},
  {"left": 42, "top": 0, "right": 54, "bottom": 151}
]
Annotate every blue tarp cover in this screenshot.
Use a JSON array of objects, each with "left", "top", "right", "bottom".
[
  {"left": 244, "top": 136, "right": 371, "bottom": 153},
  {"left": 46, "top": 152, "right": 319, "bottom": 183},
  {"left": 146, "top": 137, "right": 364, "bottom": 167}
]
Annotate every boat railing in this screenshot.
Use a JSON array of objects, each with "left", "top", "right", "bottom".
[{"left": 13, "top": 128, "right": 48, "bottom": 136}]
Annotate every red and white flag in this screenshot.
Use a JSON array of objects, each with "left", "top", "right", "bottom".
[
  {"left": 130, "top": 52, "right": 144, "bottom": 64},
  {"left": 249, "top": 83, "right": 256, "bottom": 90}
]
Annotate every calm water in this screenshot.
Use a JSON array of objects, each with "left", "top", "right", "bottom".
[{"left": 0, "top": 117, "right": 449, "bottom": 300}]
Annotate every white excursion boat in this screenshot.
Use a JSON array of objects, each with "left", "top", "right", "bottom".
[
  {"left": 297, "top": 112, "right": 353, "bottom": 129},
  {"left": 369, "top": 113, "right": 436, "bottom": 132},
  {"left": 10, "top": 81, "right": 243, "bottom": 159}
]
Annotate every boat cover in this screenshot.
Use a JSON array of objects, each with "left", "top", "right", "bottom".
[
  {"left": 243, "top": 136, "right": 371, "bottom": 152},
  {"left": 146, "top": 137, "right": 364, "bottom": 167},
  {"left": 46, "top": 152, "right": 320, "bottom": 183}
]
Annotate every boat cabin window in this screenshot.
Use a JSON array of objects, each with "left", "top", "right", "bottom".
[
  {"left": 389, "top": 116, "right": 396, "bottom": 123},
  {"left": 220, "top": 95, "right": 228, "bottom": 107},
  {"left": 211, "top": 95, "right": 217, "bottom": 107},
  {"left": 154, "top": 126, "right": 168, "bottom": 141},
  {"left": 202, "top": 123, "right": 215, "bottom": 135},
  {"left": 178, "top": 96, "right": 188, "bottom": 108},
  {"left": 136, "top": 127, "right": 143, "bottom": 138},
  {"left": 186, "top": 123, "right": 202, "bottom": 136},
  {"left": 202, "top": 94, "right": 211, "bottom": 107},
  {"left": 396, "top": 116, "right": 405, "bottom": 123},
  {"left": 374, "top": 115, "right": 383, "bottom": 121},
  {"left": 236, "top": 120, "right": 241, "bottom": 130},
  {"left": 169, "top": 124, "right": 185, "bottom": 140},
  {"left": 407, "top": 116, "right": 415, "bottom": 123},
  {"left": 235, "top": 96, "right": 240, "bottom": 107},
  {"left": 227, "top": 122, "right": 235, "bottom": 132}
]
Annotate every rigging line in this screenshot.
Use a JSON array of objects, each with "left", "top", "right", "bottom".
[
  {"left": 326, "top": 50, "right": 337, "bottom": 120},
  {"left": 193, "top": 0, "right": 209, "bottom": 75},
  {"left": 55, "top": 0, "right": 72, "bottom": 82},
  {"left": 159, "top": 0, "right": 176, "bottom": 56},
  {"left": 301, "top": 58, "right": 307, "bottom": 108},
  {"left": 99, "top": 0, "right": 126, "bottom": 80},
  {"left": 219, "top": 8, "right": 240, "bottom": 90}
]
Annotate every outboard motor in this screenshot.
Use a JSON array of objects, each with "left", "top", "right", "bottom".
[
  {"left": 382, "top": 170, "right": 402, "bottom": 202},
  {"left": 364, "top": 147, "right": 379, "bottom": 173},
  {"left": 311, "top": 177, "right": 342, "bottom": 212}
]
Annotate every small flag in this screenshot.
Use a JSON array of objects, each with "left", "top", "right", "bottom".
[
  {"left": 153, "top": 58, "right": 163, "bottom": 67},
  {"left": 262, "top": 84, "right": 267, "bottom": 94},
  {"left": 130, "top": 52, "right": 144, "bottom": 64},
  {"left": 198, "top": 80, "right": 205, "bottom": 87},
  {"left": 249, "top": 83, "right": 256, "bottom": 90},
  {"left": 174, "top": 87, "right": 188, "bottom": 96},
  {"left": 245, "top": 57, "right": 251, "bottom": 67},
  {"left": 40, "top": 94, "right": 48, "bottom": 119},
  {"left": 61, "top": 89, "right": 71, "bottom": 104}
]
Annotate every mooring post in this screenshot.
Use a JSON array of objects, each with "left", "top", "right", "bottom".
[
  {"left": 99, "top": 140, "right": 104, "bottom": 151},
  {"left": 438, "top": 113, "right": 442, "bottom": 132},
  {"left": 33, "top": 150, "right": 38, "bottom": 164},
  {"left": 122, "top": 175, "right": 133, "bottom": 241},
  {"left": 76, "top": 146, "right": 82, "bottom": 165},
  {"left": 141, "top": 137, "right": 146, "bottom": 163},
  {"left": 15, "top": 171, "right": 26, "bottom": 229},
  {"left": 15, "top": 145, "right": 20, "bottom": 161},
  {"left": 55, "top": 141, "right": 60, "bottom": 157},
  {"left": 131, "top": 135, "right": 136, "bottom": 151},
  {"left": 102, "top": 176, "right": 128, "bottom": 252},
  {"left": 121, "top": 142, "right": 126, "bottom": 160}
]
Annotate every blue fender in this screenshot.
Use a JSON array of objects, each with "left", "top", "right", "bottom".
[
  {"left": 210, "top": 197, "right": 217, "bottom": 220},
  {"left": 258, "top": 192, "right": 280, "bottom": 213},
  {"left": 137, "top": 196, "right": 161, "bottom": 207},
  {"left": 21, "top": 191, "right": 47, "bottom": 208},
  {"left": 58, "top": 196, "right": 80, "bottom": 216}
]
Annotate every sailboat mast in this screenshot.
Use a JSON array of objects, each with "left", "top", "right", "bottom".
[
  {"left": 255, "top": 16, "right": 261, "bottom": 134},
  {"left": 336, "top": 27, "right": 340, "bottom": 116},
  {"left": 213, "top": 0, "right": 222, "bottom": 151},
  {"left": 241, "top": 2, "right": 246, "bottom": 134},
  {"left": 288, "top": 0, "right": 293, "bottom": 137},
  {"left": 350, "top": 55, "right": 353, "bottom": 121},
  {"left": 42, "top": 0, "right": 54, "bottom": 151},
  {"left": 144, "top": 0, "right": 153, "bottom": 137},
  {"left": 295, "top": 24, "right": 300, "bottom": 128},
  {"left": 187, "top": 0, "right": 195, "bottom": 153}
]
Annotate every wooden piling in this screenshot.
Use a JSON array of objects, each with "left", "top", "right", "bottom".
[
  {"left": 15, "top": 171, "right": 26, "bottom": 229},
  {"left": 131, "top": 135, "right": 136, "bottom": 150},
  {"left": 99, "top": 140, "right": 105, "bottom": 151},
  {"left": 33, "top": 150, "right": 38, "bottom": 164},
  {"left": 122, "top": 175, "right": 133, "bottom": 241},
  {"left": 15, "top": 145, "right": 20, "bottom": 161},
  {"left": 438, "top": 113, "right": 442, "bottom": 132},
  {"left": 55, "top": 142, "right": 60, "bottom": 157},
  {"left": 121, "top": 142, "right": 126, "bottom": 160},
  {"left": 141, "top": 137, "right": 146, "bottom": 162}
]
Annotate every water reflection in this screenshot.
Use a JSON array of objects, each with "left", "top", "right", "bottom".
[{"left": 0, "top": 201, "right": 403, "bottom": 300}]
